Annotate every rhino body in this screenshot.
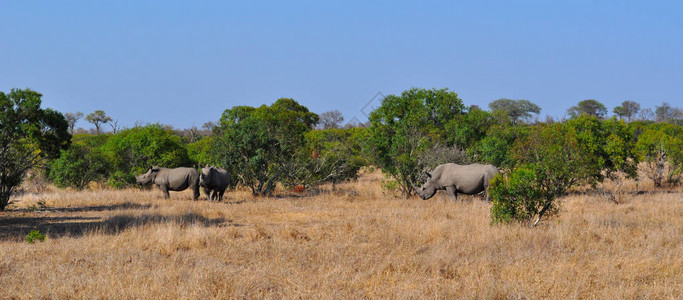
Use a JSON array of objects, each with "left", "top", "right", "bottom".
[
  {"left": 199, "top": 165, "right": 231, "bottom": 201},
  {"left": 136, "top": 166, "right": 200, "bottom": 200},
  {"left": 412, "top": 163, "right": 500, "bottom": 201}
]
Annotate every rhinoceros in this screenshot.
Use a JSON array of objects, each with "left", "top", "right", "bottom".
[
  {"left": 199, "top": 165, "right": 231, "bottom": 201},
  {"left": 412, "top": 163, "right": 500, "bottom": 201},
  {"left": 136, "top": 166, "right": 200, "bottom": 200}
]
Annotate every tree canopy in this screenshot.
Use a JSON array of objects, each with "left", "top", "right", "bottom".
[
  {"left": 567, "top": 99, "right": 608, "bottom": 119},
  {"left": 0, "top": 88, "right": 71, "bottom": 210},
  {"left": 367, "top": 87, "right": 465, "bottom": 198},
  {"left": 488, "top": 98, "right": 541, "bottom": 124}
]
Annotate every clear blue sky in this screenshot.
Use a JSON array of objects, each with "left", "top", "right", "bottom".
[{"left": 2, "top": 1, "right": 681, "bottom": 129}]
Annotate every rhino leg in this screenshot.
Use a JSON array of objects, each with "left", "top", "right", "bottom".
[
  {"left": 192, "top": 186, "right": 199, "bottom": 201},
  {"left": 159, "top": 185, "right": 170, "bottom": 199},
  {"left": 446, "top": 186, "right": 457, "bottom": 202},
  {"left": 202, "top": 187, "right": 210, "bottom": 200},
  {"left": 217, "top": 189, "right": 225, "bottom": 201}
]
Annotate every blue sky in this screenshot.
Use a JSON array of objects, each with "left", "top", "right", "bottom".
[{"left": 1, "top": 1, "right": 681, "bottom": 129}]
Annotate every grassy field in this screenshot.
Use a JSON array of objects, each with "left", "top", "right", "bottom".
[{"left": 1, "top": 171, "right": 681, "bottom": 299}]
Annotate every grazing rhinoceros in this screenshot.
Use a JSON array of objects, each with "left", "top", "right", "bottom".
[
  {"left": 412, "top": 163, "right": 500, "bottom": 201},
  {"left": 199, "top": 165, "right": 231, "bottom": 201},
  {"left": 136, "top": 166, "right": 200, "bottom": 200}
]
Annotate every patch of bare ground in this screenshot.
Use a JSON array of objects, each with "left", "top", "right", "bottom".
[{"left": 0, "top": 172, "right": 680, "bottom": 298}]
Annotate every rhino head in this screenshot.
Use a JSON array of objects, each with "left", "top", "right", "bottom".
[
  {"left": 199, "top": 164, "right": 213, "bottom": 187},
  {"left": 136, "top": 166, "right": 160, "bottom": 185},
  {"left": 412, "top": 172, "right": 438, "bottom": 200}
]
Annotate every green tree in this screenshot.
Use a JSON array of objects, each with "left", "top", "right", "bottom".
[
  {"left": 285, "top": 127, "right": 368, "bottom": 188},
  {"left": 465, "top": 111, "right": 527, "bottom": 169},
  {"left": 613, "top": 100, "right": 640, "bottom": 122},
  {"left": 446, "top": 107, "right": 494, "bottom": 149},
  {"left": 64, "top": 112, "right": 83, "bottom": 133},
  {"left": 488, "top": 98, "right": 541, "bottom": 124},
  {"left": 213, "top": 99, "right": 319, "bottom": 196},
  {"left": 101, "top": 124, "right": 192, "bottom": 187},
  {"left": 564, "top": 116, "right": 639, "bottom": 184},
  {"left": 186, "top": 135, "right": 218, "bottom": 167},
  {"left": 85, "top": 110, "right": 112, "bottom": 134},
  {"left": 493, "top": 123, "right": 591, "bottom": 226},
  {"left": 367, "top": 87, "right": 465, "bottom": 198},
  {"left": 47, "top": 141, "right": 111, "bottom": 189},
  {"left": 567, "top": 99, "right": 608, "bottom": 119},
  {"left": 0, "top": 88, "right": 71, "bottom": 210},
  {"left": 635, "top": 123, "right": 683, "bottom": 186}
]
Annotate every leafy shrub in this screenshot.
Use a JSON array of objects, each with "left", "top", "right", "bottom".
[
  {"left": 213, "top": 99, "right": 319, "bottom": 196},
  {"left": 490, "top": 168, "right": 553, "bottom": 225},
  {"left": 635, "top": 123, "right": 683, "bottom": 186},
  {"left": 101, "top": 124, "right": 193, "bottom": 182},
  {"left": 47, "top": 142, "right": 111, "bottom": 189},
  {"left": 26, "top": 230, "right": 46, "bottom": 244},
  {"left": 283, "top": 128, "right": 368, "bottom": 188},
  {"left": 367, "top": 88, "right": 465, "bottom": 198},
  {"left": 493, "top": 123, "right": 590, "bottom": 226}
]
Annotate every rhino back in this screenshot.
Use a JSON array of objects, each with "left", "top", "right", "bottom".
[
  {"left": 156, "top": 167, "right": 199, "bottom": 191},
  {"left": 210, "top": 168, "right": 230, "bottom": 189},
  {"left": 438, "top": 163, "right": 490, "bottom": 194}
]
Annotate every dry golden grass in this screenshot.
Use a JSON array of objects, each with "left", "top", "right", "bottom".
[{"left": 1, "top": 171, "right": 681, "bottom": 299}]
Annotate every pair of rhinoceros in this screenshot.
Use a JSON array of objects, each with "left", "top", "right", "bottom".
[
  {"left": 136, "top": 163, "right": 500, "bottom": 201},
  {"left": 135, "top": 165, "right": 230, "bottom": 201}
]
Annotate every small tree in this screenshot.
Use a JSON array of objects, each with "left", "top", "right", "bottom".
[
  {"left": 564, "top": 116, "right": 639, "bottom": 184},
  {"left": 367, "top": 87, "right": 465, "bottom": 198},
  {"left": 48, "top": 142, "right": 111, "bottom": 189},
  {"left": 284, "top": 128, "right": 367, "bottom": 188},
  {"left": 317, "top": 110, "right": 345, "bottom": 130},
  {"left": 613, "top": 101, "right": 640, "bottom": 122},
  {"left": 86, "top": 110, "right": 112, "bottom": 134},
  {"left": 213, "top": 99, "right": 319, "bottom": 196},
  {"left": 100, "top": 124, "right": 193, "bottom": 186},
  {"left": 635, "top": 124, "right": 683, "bottom": 187},
  {"left": 492, "top": 123, "right": 591, "bottom": 227},
  {"left": 488, "top": 98, "right": 541, "bottom": 124},
  {"left": 655, "top": 102, "right": 683, "bottom": 125},
  {"left": 0, "top": 88, "right": 71, "bottom": 210},
  {"left": 64, "top": 112, "right": 83, "bottom": 133},
  {"left": 445, "top": 107, "right": 494, "bottom": 149},
  {"left": 567, "top": 99, "right": 608, "bottom": 119},
  {"left": 489, "top": 168, "right": 545, "bottom": 225}
]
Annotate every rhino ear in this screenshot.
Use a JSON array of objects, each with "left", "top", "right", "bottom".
[{"left": 426, "top": 172, "right": 432, "bottom": 179}]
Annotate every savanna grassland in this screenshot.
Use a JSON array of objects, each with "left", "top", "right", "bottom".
[{"left": 1, "top": 170, "right": 681, "bottom": 299}]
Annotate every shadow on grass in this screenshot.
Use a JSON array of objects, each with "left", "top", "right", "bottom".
[
  {"left": 0, "top": 212, "right": 239, "bottom": 242},
  {"left": 9, "top": 202, "right": 154, "bottom": 214}
]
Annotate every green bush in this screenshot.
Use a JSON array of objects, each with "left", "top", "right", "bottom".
[
  {"left": 283, "top": 128, "right": 368, "bottom": 188},
  {"left": 213, "top": 99, "right": 319, "bottom": 196},
  {"left": 26, "top": 230, "right": 46, "bottom": 244},
  {"left": 47, "top": 142, "right": 111, "bottom": 189},
  {"left": 101, "top": 124, "right": 193, "bottom": 182},
  {"left": 493, "top": 123, "right": 591, "bottom": 227},
  {"left": 490, "top": 168, "right": 552, "bottom": 225},
  {"left": 367, "top": 87, "right": 465, "bottom": 198},
  {"left": 635, "top": 123, "right": 683, "bottom": 186}
]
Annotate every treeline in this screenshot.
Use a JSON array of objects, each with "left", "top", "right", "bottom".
[{"left": 2, "top": 88, "right": 682, "bottom": 224}]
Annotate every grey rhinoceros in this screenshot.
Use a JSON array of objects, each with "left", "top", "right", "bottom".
[
  {"left": 136, "top": 166, "right": 200, "bottom": 200},
  {"left": 412, "top": 163, "right": 500, "bottom": 201},
  {"left": 199, "top": 165, "right": 231, "bottom": 201}
]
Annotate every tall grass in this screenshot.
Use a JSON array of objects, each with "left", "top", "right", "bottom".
[{"left": 1, "top": 171, "right": 681, "bottom": 298}]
